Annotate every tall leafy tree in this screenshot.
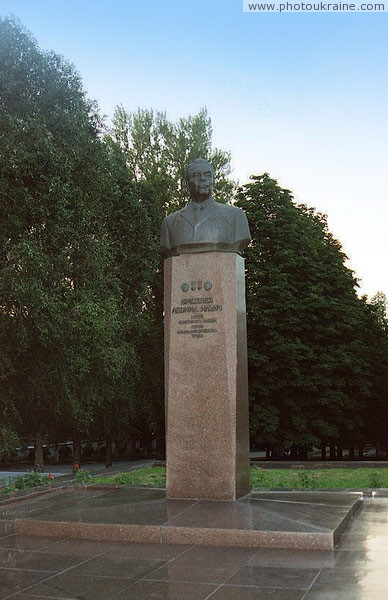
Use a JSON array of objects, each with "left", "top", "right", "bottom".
[
  {"left": 110, "top": 106, "right": 235, "bottom": 211},
  {"left": 0, "top": 17, "right": 149, "bottom": 469},
  {"left": 107, "top": 107, "right": 236, "bottom": 455},
  {"left": 236, "top": 174, "right": 370, "bottom": 457},
  {"left": 360, "top": 293, "right": 388, "bottom": 456}
]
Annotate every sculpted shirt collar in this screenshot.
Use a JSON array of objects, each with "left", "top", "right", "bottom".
[
  {"left": 188, "top": 197, "right": 214, "bottom": 213},
  {"left": 183, "top": 197, "right": 216, "bottom": 226}
]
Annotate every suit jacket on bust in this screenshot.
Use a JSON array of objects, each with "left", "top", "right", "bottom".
[{"left": 160, "top": 198, "right": 251, "bottom": 256}]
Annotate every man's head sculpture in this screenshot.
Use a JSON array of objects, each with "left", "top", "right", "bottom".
[{"left": 185, "top": 159, "right": 215, "bottom": 204}]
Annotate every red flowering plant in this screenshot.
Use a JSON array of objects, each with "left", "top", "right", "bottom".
[{"left": 74, "top": 465, "right": 92, "bottom": 484}]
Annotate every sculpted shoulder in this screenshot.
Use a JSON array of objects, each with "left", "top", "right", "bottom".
[
  {"left": 215, "top": 202, "right": 244, "bottom": 215},
  {"left": 163, "top": 207, "right": 185, "bottom": 224}
]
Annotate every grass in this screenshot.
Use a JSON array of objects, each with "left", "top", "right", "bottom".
[
  {"left": 93, "top": 466, "right": 388, "bottom": 490},
  {"left": 2, "top": 465, "right": 387, "bottom": 496},
  {"left": 250, "top": 467, "right": 388, "bottom": 489},
  {"left": 93, "top": 466, "right": 167, "bottom": 487}
]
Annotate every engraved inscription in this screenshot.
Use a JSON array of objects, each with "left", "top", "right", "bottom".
[
  {"left": 176, "top": 314, "right": 218, "bottom": 338},
  {"left": 173, "top": 280, "right": 220, "bottom": 338}
]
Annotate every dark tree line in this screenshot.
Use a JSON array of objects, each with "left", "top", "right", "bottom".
[
  {"left": 236, "top": 175, "right": 388, "bottom": 459},
  {"left": 1, "top": 17, "right": 388, "bottom": 469}
]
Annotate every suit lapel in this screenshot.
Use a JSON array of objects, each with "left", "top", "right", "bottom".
[
  {"left": 179, "top": 203, "right": 196, "bottom": 227},
  {"left": 179, "top": 199, "right": 217, "bottom": 227}
]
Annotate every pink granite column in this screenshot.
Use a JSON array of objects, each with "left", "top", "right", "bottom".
[{"left": 164, "top": 252, "right": 250, "bottom": 501}]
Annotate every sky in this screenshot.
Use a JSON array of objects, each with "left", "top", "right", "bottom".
[{"left": 1, "top": 0, "right": 387, "bottom": 299}]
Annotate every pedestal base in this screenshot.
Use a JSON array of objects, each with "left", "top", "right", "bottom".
[{"left": 164, "top": 252, "right": 250, "bottom": 500}]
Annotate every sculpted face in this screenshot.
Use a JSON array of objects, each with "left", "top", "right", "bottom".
[{"left": 186, "top": 160, "right": 214, "bottom": 203}]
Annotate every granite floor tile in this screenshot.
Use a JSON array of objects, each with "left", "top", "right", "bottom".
[
  {"left": 0, "top": 488, "right": 171, "bottom": 524},
  {"left": 13, "top": 489, "right": 196, "bottom": 526},
  {"left": 339, "top": 521, "right": 388, "bottom": 535},
  {"left": 0, "top": 548, "right": 90, "bottom": 572},
  {"left": 248, "top": 548, "right": 330, "bottom": 569},
  {"left": 0, "top": 535, "right": 60, "bottom": 552},
  {"left": 106, "top": 542, "right": 193, "bottom": 560},
  {"left": 208, "top": 586, "right": 305, "bottom": 599},
  {"left": 17, "top": 573, "right": 133, "bottom": 599},
  {"left": 357, "top": 499, "right": 388, "bottom": 514},
  {"left": 0, "top": 490, "right": 80, "bottom": 519},
  {"left": 166, "top": 497, "right": 348, "bottom": 533},
  {"left": 69, "top": 553, "right": 167, "bottom": 580},
  {"left": 328, "top": 548, "right": 388, "bottom": 569},
  {"left": 44, "top": 497, "right": 194, "bottom": 526},
  {"left": 0, "top": 568, "right": 53, "bottom": 599},
  {"left": 2, "top": 596, "right": 57, "bottom": 600},
  {"left": 337, "top": 533, "right": 388, "bottom": 551},
  {"left": 225, "top": 565, "right": 319, "bottom": 590},
  {"left": 144, "top": 546, "right": 258, "bottom": 584},
  {"left": 35, "top": 538, "right": 122, "bottom": 556},
  {"left": 112, "top": 579, "right": 217, "bottom": 599},
  {"left": 357, "top": 510, "right": 388, "bottom": 523},
  {"left": 302, "top": 565, "right": 388, "bottom": 599},
  {"left": 3, "top": 596, "right": 57, "bottom": 600},
  {"left": 302, "top": 590, "right": 386, "bottom": 600},
  {"left": 0, "top": 521, "right": 15, "bottom": 538}
]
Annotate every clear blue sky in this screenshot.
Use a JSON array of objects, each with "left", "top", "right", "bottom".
[{"left": 1, "top": 0, "right": 388, "bottom": 299}]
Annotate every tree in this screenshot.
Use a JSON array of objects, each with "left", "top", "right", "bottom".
[
  {"left": 359, "top": 293, "right": 388, "bottom": 456},
  {"left": 110, "top": 106, "right": 235, "bottom": 211},
  {"left": 107, "top": 106, "right": 236, "bottom": 456},
  {"left": 0, "top": 17, "right": 149, "bottom": 469},
  {"left": 236, "top": 174, "right": 370, "bottom": 457}
]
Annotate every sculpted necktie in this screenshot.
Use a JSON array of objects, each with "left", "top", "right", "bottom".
[{"left": 193, "top": 204, "right": 204, "bottom": 224}]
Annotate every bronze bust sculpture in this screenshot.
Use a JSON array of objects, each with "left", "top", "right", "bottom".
[{"left": 160, "top": 159, "right": 251, "bottom": 256}]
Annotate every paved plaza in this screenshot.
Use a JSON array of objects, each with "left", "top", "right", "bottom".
[{"left": 0, "top": 493, "right": 387, "bottom": 599}]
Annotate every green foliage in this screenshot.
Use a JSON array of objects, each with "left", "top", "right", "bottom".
[
  {"left": 109, "top": 106, "right": 235, "bottom": 211},
  {"left": 107, "top": 106, "right": 236, "bottom": 454},
  {"left": 0, "top": 17, "right": 155, "bottom": 459},
  {"left": 236, "top": 174, "right": 379, "bottom": 453},
  {"left": 11, "top": 471, "right": 52, "bottom": 491},
  {"left": 0, "top": 426, "right": 20, "bottom": 461},
  {"left": 74, "top": 467, "right": 93, "bottom": 484}
]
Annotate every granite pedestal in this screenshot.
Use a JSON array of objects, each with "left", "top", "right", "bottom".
[
  {"left": 5, "top": 487, "right": 362, "bottom": 550},
  {"left": 164, "top": 252, "right": 250, "bottom": 500}
]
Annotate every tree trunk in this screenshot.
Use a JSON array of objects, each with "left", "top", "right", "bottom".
[
  {"left": 143, "top": 433, "right": 149, "bottom": 459},
  {"left": 105, "top": 439, "right": 113, "bottom": 468},
  {"left": 299, "top": 446, "right": 308, "bottom": 461},
  {"left": 336, "top": 446, "right": 343, "bottom": 460},
  {"left": 73, "top": 433, "right": 81, "bottom": 474},
  {"left": 320, "top": 443, "right": 327, "bottom": 461},
  {"left": 34, "top": 430, "right": 44, "bottom": 472},
  {"left": 358, "top": 446, "right": 364, "bottom": 459},
  {"left": 156, "top": 431, "right": 166, "bottom": 461},
  {"left": 329, "top": 444, "right": 336, "bottom": 460},
  {"left": 349, "top": 446, "right": 355, "bottom": 460}
]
